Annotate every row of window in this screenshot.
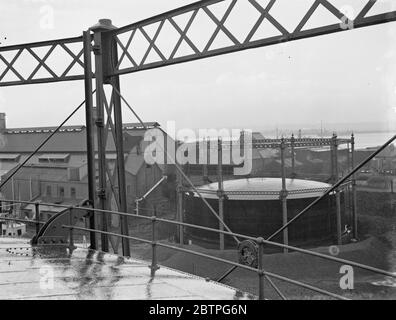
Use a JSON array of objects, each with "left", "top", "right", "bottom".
[{"left": 46, "top": 185, "right": 76, "bottom": 198}]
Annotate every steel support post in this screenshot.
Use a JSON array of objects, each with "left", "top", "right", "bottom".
[
  {"left": 291, "top": 134, "right": 295, "bottom": 177},
  {"left": 257, "top": 237, "right": 265, "bottom": 300},
  {"left": 203, "top": 138, "right": 208, "bottom": 181},
  {"left": 83, "top": 30, "right": 97, "bottom": 250},
  {"left": 176, "top": 141, "right": 184, "bottom": 245},
  {"left": 351, "top": 134, "right": 358, "bottom": 239},
  {"left": 330, "top": 136, "right": 335, "bottom": 182},
  {"left": 69, "top": 207, "right": 75, "bottom": 251},
  {"left": 151, "top": 205, "right": 159, "bottom": 277},
  {"left": 280, "top": 139, "right": 288, "bottom": 253},
  {"left": 91, "top": 20, "right": 115, "bottom": 252},
  {"left": 34, "top": 202, "right": 40, "bottom": 239},
  {"left": 333, "top": 135, "right": 342, "bottom": 245},
  {"left": 106, "top": 30, "right": 131, "bottom": 257},
  {"left": 218, "top": 138, "right": 224, "bottom": 250}
]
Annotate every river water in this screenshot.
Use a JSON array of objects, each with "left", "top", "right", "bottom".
[{"left": 338, "top": 132, "right": 396, "bottom": 150}]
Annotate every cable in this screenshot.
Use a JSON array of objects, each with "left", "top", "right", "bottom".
[
  {"left": 112, "top": 84, "right": 240, "bottom": 244},
  {"left": 0, "top": 90, "right": 95, "bottom": 192}
]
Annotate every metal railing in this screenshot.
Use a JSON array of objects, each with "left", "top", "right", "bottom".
[
  {"left": 1, "top": 197, "right": 395, "bottom": 299},
  {"left": 3, "top": 197, "right": 395, "bottom": 300}
]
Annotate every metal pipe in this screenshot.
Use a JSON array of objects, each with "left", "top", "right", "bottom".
[
  {"left": 257, "top": 237, "right": 265, "bottom": 300},
  {"left": 336, "top": 191, "right": 342, "bottom": 245},
  {"left": 291, "top": 134, "right": 295, "bottom": 176},
  {"left": 83, "top": 30, "right": 97, "bottom": 250},
  {"left": 111, "top": 80, "right": 131, "bottom": 257},
  {"left": 92, "top": 27, "right": 109, "bottom": 253},
  {"left": 35, "top": 202, "right": 40, "bottom": 237},
  {"left": 69, "top": 207, "right": 74, "bottom": 251},
  {"left": 151, "top": 206, "right": 159, "bottom": 277},
  {"left": 334, "top": 135, "right": 342, "bottom": 245},
  {"left": 280, "top": 138, "right": 288, "bottom": 253},
  {"left": 351, "top": 134, "right": 358, "bottom": 239},
  {"left": 176, "top": 151, "right": 184, "bottom": 245},
  {"left": 218, "top": 138, "right": 224, "bottom": 250},
  {"left": 136, "top": 176, "right": 168, "bottom": 203}
]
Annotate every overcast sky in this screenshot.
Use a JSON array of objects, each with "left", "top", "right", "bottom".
[{"left": 0, "top": 0, "right": 396, "bottom": 133}]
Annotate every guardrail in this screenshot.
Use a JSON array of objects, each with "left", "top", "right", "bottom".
[{"left": 1, "top": 197, "right": 395, "bottom": 300}]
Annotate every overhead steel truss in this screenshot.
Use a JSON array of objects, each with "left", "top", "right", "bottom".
[
  {"left": 0, "top": 0, "right": 395, "bottom": 258},
  {"left": 1, "top": 0, "right": 396, "bottom": 87},
  {"left": 108, "top": 0, "right": 396, "bottom": 77},
  {"left": 0, "top": 36, "right": 87, "bottom": 87}
]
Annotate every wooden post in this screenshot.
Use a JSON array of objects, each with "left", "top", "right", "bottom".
[
  {"left": 280, "top": 139, "right": 288, "bottom": 253},
  {"left": 218, "top": 138, "right": 225, "bottom": 250}
]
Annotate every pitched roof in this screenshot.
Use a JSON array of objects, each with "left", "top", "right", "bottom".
[{"left": 0, "top": 123, "right": 155, "bottom": 153}]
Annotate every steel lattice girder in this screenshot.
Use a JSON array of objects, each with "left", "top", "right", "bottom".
[
  {"left": 0, "top": 36, "right": 87, "bottom": 87},
  {"left": 0, "top": 0, "right": 395, "bottom": 86},
  {"left": 108, "top": 0, "right": 396, "bottom": 77}
]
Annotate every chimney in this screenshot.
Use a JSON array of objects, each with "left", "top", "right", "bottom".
[{"left": 0, "top": 113, "right": 6, "bottom": 131}]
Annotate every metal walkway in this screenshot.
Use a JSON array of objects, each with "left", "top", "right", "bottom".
[{"left": 0, "top": 238, "right": 253, "bottom": 300}]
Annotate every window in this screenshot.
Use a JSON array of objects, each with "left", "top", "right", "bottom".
[
  {"left": 17, "top": 229, "right": 22, "bottom": 236},
  {"left": 71, "top": 187, "right": 76, "bottom": 199},
  {"left": 59, "top": 187, "right": 65, "bottom": 198},
  {"left": 46, "top": 185, "right": 52, "bottom": 197}
]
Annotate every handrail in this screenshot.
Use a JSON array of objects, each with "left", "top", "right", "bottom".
[
  {"left": 3, "top": 196, "right": 393, "bottom": 300},
  {"left": 2, "top": 197, "right": 395, "bottom": 279},
  {"left": 63, "top": 224, "right": 348, "bottom": 300}
]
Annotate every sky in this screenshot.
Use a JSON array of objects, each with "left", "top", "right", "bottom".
[{"left": 0, "top": 0, "right": 396, "bottom": 134}]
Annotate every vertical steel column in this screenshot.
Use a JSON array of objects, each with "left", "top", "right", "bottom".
[
  {"left": 333, "top": 135, "right": 342, "bottom": 245},
  {"left": 291, "top": 134, "right": 295, "bottom": 177},
  {"left": 218, "top": 138, "right": 224, "bottom": 250},
  {"left": 91, "top": 19, "right": 114, "bottom": 252},
  {"left": 105, "top": 28, "right": 131, "bottom": 257},
  {"left": 176, "top": 141, "right": 184, "bottom": 245},
  {"left": 34, "top": 202, "right": 40, "bottom": 238},
  {"left": 69, "top": 207, "right": 75, "bottom": 251},
  {"left": 83, "top": 30, "right": 97, "bottom": 250},
  {"left": 330, "top": 136, "right": 335, "bottom": 182},
  {"left": 351, "top": 134, "right": 358, "bottom": 239},
  {"left": 257, "top": 237, "right": 265, "bottom": 300},
  {"left": 280, "top": 139, "right": 288, "bottom": 253},
  {"left": 203, "top": 138, "right": 208, "bottom": 181},
  {"left": 151, "top": 205, "right": 159, "bottom": 277}
]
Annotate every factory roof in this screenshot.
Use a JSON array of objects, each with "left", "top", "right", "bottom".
[
  {"left": 191, "top": 178, "right": 332, "bottom": 200},
  {"left": 0, "top": 123, "right": 156, "bottom": 153}
]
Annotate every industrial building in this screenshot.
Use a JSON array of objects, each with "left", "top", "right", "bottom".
[{"left": 0, "top": 114, "right": 169, "bottom": 219}]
